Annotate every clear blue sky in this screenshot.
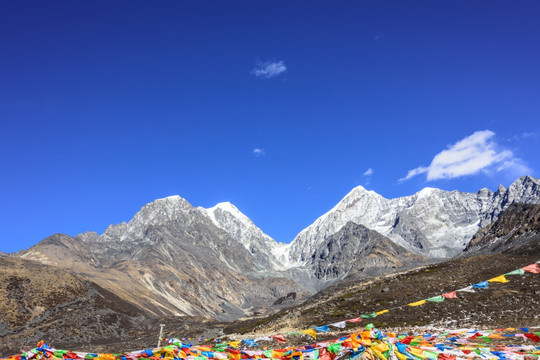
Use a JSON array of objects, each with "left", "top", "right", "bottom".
[{"left": 1, "top": 1, "right": 539, "bottom": 253}]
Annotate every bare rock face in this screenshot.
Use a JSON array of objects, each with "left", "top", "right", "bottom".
[
  {"left": 198, "top": 202, "right": 291, "bottom": 271},
  {"left": 464, "top": 203, "right": 540, "bottom": 256},
  {"left": 288, "top": 176, "right": 540, "bottom": 260},
  {"left": 305, "top": 222, "right": 428, "bottom": 291}
]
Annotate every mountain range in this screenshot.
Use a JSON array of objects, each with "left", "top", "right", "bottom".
[{"left": 1, "top": 175, "right": 540, "bottom": 355}]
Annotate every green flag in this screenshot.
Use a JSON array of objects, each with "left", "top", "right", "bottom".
[{"left": 505, "top": 269, "right": 525, "bottom": 275}]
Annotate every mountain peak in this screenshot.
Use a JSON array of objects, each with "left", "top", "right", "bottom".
[{"left": 289, "top": 176, "right": 540, "bottom": 259}]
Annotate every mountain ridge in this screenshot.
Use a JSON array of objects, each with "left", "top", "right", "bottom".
[{"left": 6, "top": 175, "right": 540, "bottom": 323}]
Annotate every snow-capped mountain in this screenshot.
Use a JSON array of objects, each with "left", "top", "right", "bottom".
[
  {"left": 22, "top": 196, "right": 307, "bottom": 320},
  {"left": 287, "top": 175, "right": 540, "bottom": 260},
  {"left": 198, "top": 202, "right": 291, "bottom": 270},
  {"left": 15, "top": 175, "right": 540, "bottom": 321}
]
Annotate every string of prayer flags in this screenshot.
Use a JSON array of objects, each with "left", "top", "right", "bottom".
[{"left": 154, "top": 262, "right": 538, "bottom": 353}]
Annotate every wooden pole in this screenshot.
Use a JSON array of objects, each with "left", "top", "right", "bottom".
[{"left": 158, "top": 323, "right": 165, "bottom": 347}]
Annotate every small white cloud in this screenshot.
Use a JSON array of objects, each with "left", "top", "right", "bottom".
[
  {"left": 373, "top": 34, "right": 383, "bottom": 40},
  {"left": 363, "top": 168, "right": 374, "bottom": 176},
  {"left": 400, "top": 130, "right": 531, "bottom": 182},
  {"left": 252, "top": 148, "right": 266, "bottom": 157},
  {"left": 521, "top": 131, "right": 537, "bottom": 139},
  {"left": 252, "top": 60, "right": 286, "bottom": 79}
]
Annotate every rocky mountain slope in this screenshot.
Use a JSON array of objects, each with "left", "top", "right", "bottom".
[
  {"left": 198, "top": 202, "right": 291, "bottom": 271},
  {"left": 20, "top": 197, "right": 307, "bottom": 321},
  {"left": 0, "top": 257, "right": 154, "bottom": 356},
  {"left": 291, "top": 222, "right": 429, "bottom": 291},
  {"left": 464, "top": 203, "right": 540, "bottom": 256},
  {"left": 287, "top": 176, "right": 540, "bottom": 260},
  {"left": 226, "top": 254, "right": 540, "bottom": 337}
]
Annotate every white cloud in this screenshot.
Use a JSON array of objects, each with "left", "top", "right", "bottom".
[
  {"left": 400, "top": 130, "right": 531, "bottom": 182},
  {"left": 363, "top": 168, "right": 374, "bottom": 176},
  {"left": 252, "top": 148, "right": 265, "bottom": 157},
  {"left": 252, "top": 60, "right": 286, "bottom": 79}
]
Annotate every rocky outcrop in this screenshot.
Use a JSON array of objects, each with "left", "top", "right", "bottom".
[
  {"left": 305, "top": 222, "right": 428, "bottom": 290},
  {"left": 464, "top": 203, "right": 540, "bottom": 256}
]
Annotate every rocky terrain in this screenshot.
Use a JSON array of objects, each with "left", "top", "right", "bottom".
[
  {"left": 301, "top": 222, "right": 429, "bottom": 291},
  {"left": 464, "top": 203, "right": 540, "bottom": 256},
  {"left": 0, "top": 257, "right": 155, "bottom": 356},
  {"left": 225, "top": 254, "right": 539, "bottom": 338}
]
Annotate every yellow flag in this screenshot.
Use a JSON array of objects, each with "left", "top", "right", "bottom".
[
  {"left": 376, "top": 309, "right": 389, "bottom": 315},
  {"left": 301, "top": 329, "right": 317, "bottom": 339},
  {"left": 488, "top": 275, "right": 509, "bottom": 283},
  {"left": 408, "top": 300, "right": 426, "bottom": 307},
  {"left": 228, "top": 341, "right": 241, "bottom": 349},
  {"left": 394, "top": 349, "right": 407, "bottom": 360}
]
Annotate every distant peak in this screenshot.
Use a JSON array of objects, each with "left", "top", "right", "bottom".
[
  {"left": 346, "top": 185, "right": 380, "bottom": 198},
  {"left": 203, "top": 201, "right": 250, "bottom": 222},
  {"left": 215, "top": 201, "right": 239, "bottom": 213}
]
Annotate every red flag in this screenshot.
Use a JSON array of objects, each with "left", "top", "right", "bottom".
[
  {"left": 522, "top": 264, "right": 540, "bottom": 274},
  {"left": 319, "top": 348, "right": 335, "bottom": 360},
  {"left": 271, "top": 334, "right": 288, "bottom": 343},
  {"left": 524, "top": 333, "right": 540, "bottom": 343},
  {"left": 438, "top": 354, "right": 456, "bottom": 360},
  {"left": 442, "top": 291, "right": 457, "bottom": 299},
  {"left": 346, "top": 317, "right": 362, "bottom": 323},
  {"left": 401, "top": 336, "right": 413, "bottom": 345}
]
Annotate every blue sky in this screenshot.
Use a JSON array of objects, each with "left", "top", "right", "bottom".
[{"left": 1, "top": 1, "right": 539, "bottom": 253}]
